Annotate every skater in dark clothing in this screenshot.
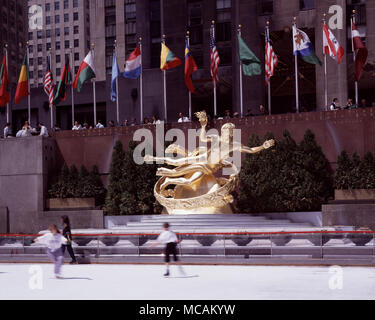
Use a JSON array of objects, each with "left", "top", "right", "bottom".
[
  {"left": 150, "top": 222, "right": 185, "bottom": 276},
  {"left": 61, "top": 215, "right": 77, "bottom": 264}
]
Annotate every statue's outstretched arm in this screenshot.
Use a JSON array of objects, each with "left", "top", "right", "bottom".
[
  {"left": 144, "top": 154, "right": 188, "bottom": 166},
  {"left": 240, "top": 139, "right": 275, "bottom": 154}
]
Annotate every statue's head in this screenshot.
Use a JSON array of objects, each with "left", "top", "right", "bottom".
[{"left": 221, "top": 123, "right": 235, "bottom": 141}]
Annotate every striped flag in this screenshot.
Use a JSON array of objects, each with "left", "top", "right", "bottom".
[
  {"left": 323, "top": 23, "right": 344, "bottom": 64},
  {"left": 210, "top": 26, "right": 220, "bottom": 83},
  {"left": 351, "top": 20, "right": 368, "bottom": 82},
  {"left": 43, "top": 57, "right": 54, "bottom": 107},
  {"left": 265, "top": 31, "right": 278, "bottom": 82}
]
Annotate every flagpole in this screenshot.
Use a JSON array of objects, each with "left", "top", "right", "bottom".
[
  {"left": 26, "top": 41, "right": 31, "bottom": 123},
  {"left": 265, "top": 21, "right": 272, "bottom": 115},
  {"left": 49, "top": 49, "right": 53, "bottom": 129},
  {"left": 352, "top": 10, "right": 359, "bottom": 106},
  {"left": 237, "top": 25, "right": 244, "bottom": 118},
  {"left": 293, "top": 17, "right": 299, "bottom": 113},
  {"left": 70, "top": 47, "right": 75, "bottom": 127},
  {"left": 91, "top": 43, "right": 97, "bottom": 125},
  {"left": 186, "top": 31, "right": 192, "bottom": 120},
  {"left": 139, "top": 37, "right": 144, "bottom": 123},
  {"left": 211, "top": 21, "right": 217, "bottom": 117},
  {"left": 114, "top": 40, "right": 120, "bottom": 125},
  {"left": 162, "top": 34, "right": 167, "bottom": 122},
  {"left": 4, "top": 44, "right": 9, "bottom": 123},
  {"left": 323, "top": 14, "right": 328, "bottom": 111}
]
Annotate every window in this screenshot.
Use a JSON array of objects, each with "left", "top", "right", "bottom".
[
  {"left": 29, "top": 58, "right": 33, "bottom": 66},
  {"left": 216, "top": 0, "right": 231, "bottom": 42},
  {"left": 259, "top": 0, "right": 273, "bottom": 15},
  {"left": 46, "top": 16, "right": 51, "bottom": 25},
  {"left": 65, "top": 53, "right": 70, "bottom": 62},
  {"left": 56, "top": 68, "right": 61, "bottom": 76},
  {"left": 74, "top": 25, "right": 79, "bottom": 34},
  {"left": 29, "top": 45, "right": 33, "bottom": 54},
  {"left": 37, "top": 31, "right": 42, "bottom": 39},
  {"left": 46, "top": 43, "right": 51, "bottom": 50},
  {"left": 149, "top": 0, "right": 161, "bottom": 68},
  {"left": 38, "top": 57, "right": 43, "bottom": 65},
  {"left": 74, "top": 52, "right": 79, "bottom": 61},
  {"left": 37, "top": 44, "right": 42, "bottom": 52},
  {"left": 64, "top": 0, "right": 68, "bottom": 9},
  {"left": 38, "top": 70, "right": 43, "bottom": 78},
  {"left": 28, "top": 32, "right": 33, "bottom": 40},
  {"left": 64, "top": 27, "right": 69, "bottom": 35},
  {"left": 188, "top": 1, "right": 203, "bottom": 45},
  {"left": 29, "top": 71, "right": 33, "bottom": 79},
  {"left": 73, "top": 12, "right": 78, "bottom": 21},
  {"left": 55, "top": 28, "right": 60, "bottom": 36},
  {"left": 74, "top": 39, "right": 79, "bottom": 47},
  {"left": 300, "top": 0, "right": 314, "bottom": 10},
  {"left": 73, "top": 0, "right": 78, "bottom": 8},
  {"left": 46, "top": 29, "right": 51, "bottom": 38},
  {"left": 125, "top": 0, "right": 136, "bottom": 21},
  {"left": 55, "top": 15, "right": 60, "bottom": 24},
  {"left": 55, "top": 41, "right": 60, "bottom": 50},
  {"left": 64, "top": 13, "right": 69, "bottom": 22},
  {"left": 56, "top": 55, "right": 61, "bottom": 63},
  {"left": 45, "top": 3, "right": 50, "bottom": 11},
  {"left": 54, "top": 1, "right": 60, "bottom": 10},
  {"left": 64, "top": 40, "right": 70, "bottom": 49},
  {"left": 75, "top": 66, "right": 79, "bottom": 74}
]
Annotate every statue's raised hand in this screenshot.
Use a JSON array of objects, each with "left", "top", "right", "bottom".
[
  {"left": 263, "top": 139, "right": 275, "bottom": 149},
  {"left": 195, "top": 111, "right": 208, "bottom": 127}
]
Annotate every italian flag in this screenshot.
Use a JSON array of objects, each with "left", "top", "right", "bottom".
[
  {"left": 73, "top": 51, "right": 96, "bottom": 92},
  {"left": 160, "top": 43, "right": 181, "bottom": 70},
  {"left": 14, "top": 54, "right": 29, "bottom": 104}
]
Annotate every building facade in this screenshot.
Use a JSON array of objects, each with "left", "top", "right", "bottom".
[{"left": 1, "top": 0, "right": 374, "bottom": 131}]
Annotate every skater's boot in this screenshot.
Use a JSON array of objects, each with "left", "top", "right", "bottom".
[
  {"left": 70, "top": 260, "right": 77, "bottom": 264},
  {"left": 55, "top": 274, "right": 63, "bottom": 279},
  {"left": 164, "top": 270, "right": 170, "bottom": 277}
]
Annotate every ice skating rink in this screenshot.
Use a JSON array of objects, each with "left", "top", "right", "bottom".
[{"left": 1, "top": 263, "right": 375, "bottom": 300}]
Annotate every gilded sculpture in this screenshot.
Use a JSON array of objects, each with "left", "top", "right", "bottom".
[{"left": 144, "top": 111, "right": 274, "bottom": 214}]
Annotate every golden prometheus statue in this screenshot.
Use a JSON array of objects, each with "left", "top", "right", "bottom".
[{"left": 144, "top": 111, "right": 274, "bottom": 214}]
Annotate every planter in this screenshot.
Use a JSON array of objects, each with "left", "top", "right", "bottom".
[
  {"left": 335, "top": 189, "right": 375, "bottom": 201},
  {"left": 47, "top": 198, "right": 95, "bottom": 210},
  {"left": 232, "top": 236, "right": 253, "bottom": 247},
  {"left": 347, "top": 234, "right": 373, "bottom": 246}
]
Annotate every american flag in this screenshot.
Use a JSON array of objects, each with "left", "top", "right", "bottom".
[
  {"left": 265, "top": 31, "right": 278, "bottom": 82},
  {"left": 43, "top": 57, "right": 54, "bottom": 107},
  {"left": 210, "top": 25, "right": 220, "bottom": 83}
]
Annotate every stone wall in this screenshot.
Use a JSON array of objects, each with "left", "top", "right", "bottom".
[{"left": 52, "top": 108, "right": 375, "bottom": 184}]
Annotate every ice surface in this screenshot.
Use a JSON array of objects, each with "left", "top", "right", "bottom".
[{"left": 0, "top": 263, "right": 374, "bottom": 300}]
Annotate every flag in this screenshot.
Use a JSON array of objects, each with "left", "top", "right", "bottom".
[
  {"left": 323, "top": 24, "right": 344, "bottom": 64},
  {"left": 124, "top": 46, "right": 141, "bottom": 79},
  {"left": 184, "top": 41, "right": 198, "bottom": 93},
  {"left": 0, "top": 55, "right": 10, "bottom": 107},
  {"left": 265, "top": 31, "right": 278, "bottom": 81},
  {"left": 293, "top": 25, "right": 322, "bottom": 66},
  {"left": 14, "top": 53, "right": 29, "bottom": 104},
  {"left": 160, "top": 43, "right": 181, "bottom": 70},
  {"left": 210, "top": 26, "right": 220, "bottom": 82},
  {"left": 43, "top": 56, "right": 54, "bottom": 107},
  {"left": 351, "top": 21, "right": 368, "bottom": 82},
  {"left": 110, "top": 52, "right": 120, "bottom": 101},
  {"left": 53, "top": 56, "right": 71, "bottom": 106},
  {"left": 237, "top": 34, "right": 262, "bottom": 77},
  {"left": 73, "top": 51, "right": 96, "bottom": 92}
]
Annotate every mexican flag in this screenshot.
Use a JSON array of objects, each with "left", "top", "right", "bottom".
[
  {"left": 0, "top": 55, "right": 10, "bottom": 107},
  {"left": 14, "top": 54, "right": 29, "bottom": 104},
  {"left": 73, "top": 51, "right": 96, "bottom": 92}
]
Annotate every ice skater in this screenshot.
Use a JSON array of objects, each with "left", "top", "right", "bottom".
[
  {"left": 61, "top": 215, "right": 77, "bottom": 264},
  {"left": 150, "top": 222, "right": 185, "bottom": 277},
  {"left": 33, "top": 224, "right": 68, "bottom": 279}
]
